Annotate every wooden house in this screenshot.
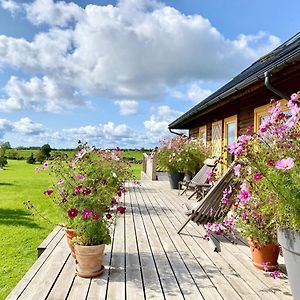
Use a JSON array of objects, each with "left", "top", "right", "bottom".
[{"left": 169, "top": 32, "right": 300, "bottom": 168}]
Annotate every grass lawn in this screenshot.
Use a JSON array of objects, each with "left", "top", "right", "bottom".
[
  {"left": 0, "top": 160, "right": 60, "bottom": 300},
  {"left": 0, "top": 157, "right": 142, "bottom": 299}
]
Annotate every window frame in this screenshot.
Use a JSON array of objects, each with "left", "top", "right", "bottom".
[
  {"left": 254, "top": 99, "right": 288, "bottom": 133},
  {"left": 199, "top": 125, "right": 207, "bottom": 147},
  {"left": 223, "top": 115, "right": 238, "bottom": 170}
]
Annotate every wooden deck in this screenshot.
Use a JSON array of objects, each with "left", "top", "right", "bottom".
[{"left": 7, "top": 180, "right": 292, "bottom": 300}]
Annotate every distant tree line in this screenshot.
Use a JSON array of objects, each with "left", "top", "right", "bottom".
[{"left": 0, "top": 140, "right": 152, "bottom": 167}]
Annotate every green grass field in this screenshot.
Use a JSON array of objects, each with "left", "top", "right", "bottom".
[
  {"left": 0, "top": 157, "right": 142, "bottom": 299},
  {"left": 0, "top": 160, "right": 60, "bottom": 299}
]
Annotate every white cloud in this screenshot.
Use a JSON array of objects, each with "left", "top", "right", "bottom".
[
  {"left": 0, "top": 0, "right": 281, "bottom": 112},
  {"left": 102, "top": 122, "right": 130, "bottom": 137},
  {"left": 25, "top": 0, "right": 83, "bottom": 27},
  {"left": 144, "top": 105, "right": 182, "bottom": 133},
  {"left": 0, "top": 117, "right": 45, "bottom": 138},
  {"left": 0, "top": 0, "right": 20, "bottom": 13},
  {"left": 114, "top": 100, "right": 139, "bottom": 116},
  {"left": 173, "top": 82, "right": 212, "bottom": 103},
  {"left": 0, "top": 76, "right": 84, "bottom": 112},
  {"left": 13, "top": 117, "right": 45, "bottom": 134}
]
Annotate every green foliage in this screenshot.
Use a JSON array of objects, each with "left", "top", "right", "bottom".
[
  {"left": 156, "top": 136, "right": 209, "bottom": 173},
  {"left": 35, "top": 150, "right": 46, "bottom": 163},
  {"left": 41, "top": 144, "right": 51, "bottom": 158},
  {"left": 26, "top": 153, "right": 36, "bottom": 164},
  {"left": 0, "top": 160, "right": 59, "bottom": 299},
  {"left": 0, "top": 156, "right": 8, "bottom": 168},
  {"left": 35, "top": 145, "right": 132, "bottom": 246},
  {"left": 228, "top": 95, "right": 300, "bottom": 240}
]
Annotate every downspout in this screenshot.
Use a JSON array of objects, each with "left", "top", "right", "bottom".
[{"left": 264, "top": 71, "right": 289, "bottom": 100}]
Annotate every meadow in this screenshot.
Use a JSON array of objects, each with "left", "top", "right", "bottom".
[{"left": 0, "top": 153, "right": 143, "bottom": 299}]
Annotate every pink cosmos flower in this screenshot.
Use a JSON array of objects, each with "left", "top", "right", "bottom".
[
  {"left": 275, "top": 158, "right": 294, "bottom": 171},
  {"left": 82, "top": 188, "right": 92, "bottom": 196},
  {"left": 70, "top": 160, "right": 77, "bottom": 168},
  {"left": 117, "top": 206, "right": 126, "bottom": 214},
  {"left": 43, "top": 162, "right": 49, "bottom": 170},
  {"left": 228, "top": 142, "right": 245, "bottom": 156},
  {"left": 237, "top": 135, "right": 251, "bottom": 143},
  {"left": 253, "top": 173, "right": 263, "bottom": 181},
  {"left": 76, "top": 174, "right": 85, "bottom": 180},
  {"left": 242, "top": 212, "right": 247, "bottom": 221},
  {"left": 266, "top": 159, "right": 275, "bottom": 167},
  {"left": 81, "top": 208, "right": 92, "bottom": 220},
  {"left": 207, "top": 171, "right": 213, "bottom": 184},
  {"left": 35, "top": 167, "right": 41, "bottom": 173},
  {"left": 44, "top": 189, "right": 54, "bottom": 196},
  {"left": 68, "top": 208, "right": 78, "bottom": 218},
  {"left": 290, "top": 93, "right": 299, "bottom": 102},
  {"left": 223, "top": 218, "right": 230, "bottom": 226},
  {"left": 57, "top": 179, "right": 64, "bottom": 185},
  {"left": 262, "top": 262, "right": 270, "bottom": 272},
  {"left": 271, "top": 270, "right": 281, "bottom": 279},
  {"left": 76, "top": 148, "right": 86, "bottom": 159},
  {"left": 239, "top": 187, "right": 251, "bottom": 203},
  {"left": 233, "top": 164, "right": 241, "bottom": 177},
  {"left": 268, "top": 193, "right": 273, "bottom": 204},
  {"left": 111, "top": 198, "right": 118, "bottom": 206},
  {"left": 74, "top": 184, "right": 82, "bottom": 194},
  {"left": 221, "top": 186, "right": 232, "bottom": 206},
  {"left": 92, "top": 213, "right": 99, "bottom": 221}
]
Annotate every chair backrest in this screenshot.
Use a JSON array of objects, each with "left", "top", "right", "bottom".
[
  {"left": 190, "top": 158, "right": 218, "bottom": 185},
  {"left": 191, "top": 164, "right": 235, "bottom": 224}
]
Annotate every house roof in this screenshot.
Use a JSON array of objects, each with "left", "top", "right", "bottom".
[{"left": 169, "top": 32, "right": 300, "bottom": 129}]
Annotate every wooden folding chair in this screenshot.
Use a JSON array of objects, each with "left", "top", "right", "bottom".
[
  {"left": 177, "top": 164, "right": 235, "bottom": 250},
  {"left": 178, "top": 158, "right": 218, "bottom": 200}
]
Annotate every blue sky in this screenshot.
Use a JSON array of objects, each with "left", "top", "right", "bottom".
[{"left": 0, "top": 0, "right": 299, "bottom": 149}]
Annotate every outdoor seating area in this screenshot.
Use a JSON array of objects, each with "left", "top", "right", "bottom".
[{"left": 7, "top": 179, "right": 292, "bottom": 300}]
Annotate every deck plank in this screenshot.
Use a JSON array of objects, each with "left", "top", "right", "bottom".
[
  {"left": 124, "top": 183, "right": 145, "bottom": 300},
  {"left": 143, "top": 180, "right": 243, "bottom": 300},
  {"left": 155, "top": 180, "right": 292, "bottom": 299},
  {"left": 6, "top": 229, "right": 65, "bottom": 300},
  {"left": 142, "top": 180, "right": 223, "bottom": 300},
  {"left": 129, "top": 182, "right": 166, "bottom": 300},
  {"left": 6, "top": 180, "right": 292, "bottom": 300},
  {"left": 137, "top": 182, "right": 206, "bottom": 300},
  {"left": 105, "top": 200, "right": 126, "bottom": 300},
  {"left": 18, "top": 233, "right": 69, "bottom": 300},
  {"left": 46, "top": 254, "right": 76, "bottom": 300}
]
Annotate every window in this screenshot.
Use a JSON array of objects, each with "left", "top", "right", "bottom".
[
  {"left": 223, "top": 115, "right": 237, "bottom": 169},
  {"left": 254, "top": 99, "right": 288, "bottom": 132},
  {"left": 199, "top": 126, "right": 207, "bottom": 147}
]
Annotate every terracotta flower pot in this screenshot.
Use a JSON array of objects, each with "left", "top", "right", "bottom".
[
  {"left": 74, "top": 244, "right": 105, "bottom": 278},
  {"left": 64, "top": 228, "right": 77, "bottom": 258},
  {"left": 248, "top": 240, "right": 280, "bottom": 271}
]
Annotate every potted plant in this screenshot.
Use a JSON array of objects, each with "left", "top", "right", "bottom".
[
  {"left": 227, "top": 161, "right": 280, "bottom": 271},
  {"left": 156, "top": 135, "right": 208, "bottom": 189},
  {"left": 221, "top": 93, "right": 300, "bottom": 296},
  {"left": 250, "top": 93, "right": 300, "bottom": 296},
  {"left": 31, "top": 143, "right": 131, "bottom": 277}
]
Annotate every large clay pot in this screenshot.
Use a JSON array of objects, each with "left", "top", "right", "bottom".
[
  {"left": 248, "top": 240, "right": 280, "bottom": 271},
  {"left": 167, "top": 172, "right": 184, "bottom": 189},
  {"left": 277, "top": 228, "right": 300, "bottom": 298},
  {"left": 74, "top": 244, "right": 105, "bottom": 278},
  {"left": 64, "top": 228, "right": 77, "bottom": 258}
]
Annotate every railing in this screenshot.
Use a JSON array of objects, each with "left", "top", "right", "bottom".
[{"left": 141, "top": 152, "right": 157, "bottom": 180}]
